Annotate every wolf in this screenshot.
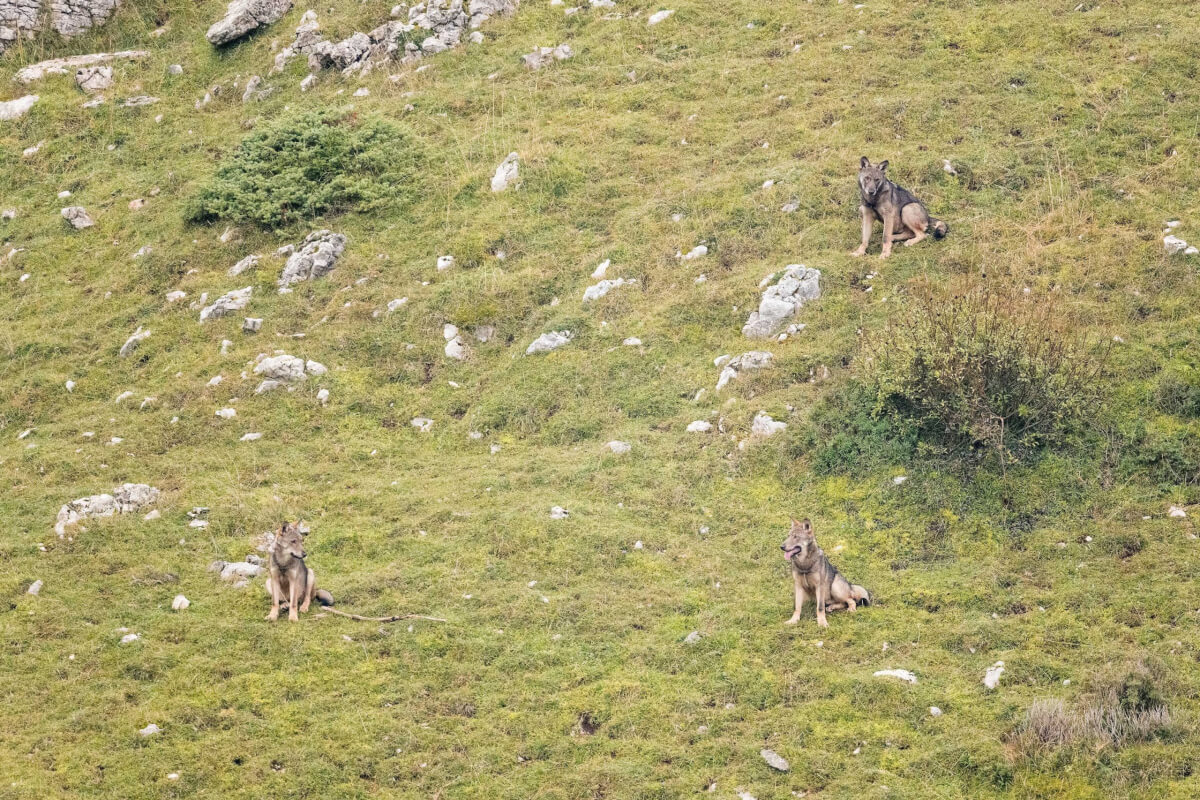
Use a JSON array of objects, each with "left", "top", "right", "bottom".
[
  {"left": 265, "top": 521, "right": 333, "bottom": 622},
  {"left": 853, "top": 157, "right": 948, "bottom": 259},
  {"left": 781, "top": 518, "right": 870, "bottom": 627}
]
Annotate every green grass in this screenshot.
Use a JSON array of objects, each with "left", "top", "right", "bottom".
[{"left": 3, "top": 0, "right": 1200, "bottom": 797}]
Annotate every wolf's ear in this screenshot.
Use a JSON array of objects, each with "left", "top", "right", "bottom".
[
  {"left": 280, "top": 521, "right": 290, "bottom": 532},
  {"left": 860, "top": 156, "right": 870, "bottom": 168},
  {"left": 801, "top": 518, "right": 813, "bottom": 531},
  {"left": 878, "top": 160, "right": 888, "bottom": 171}
]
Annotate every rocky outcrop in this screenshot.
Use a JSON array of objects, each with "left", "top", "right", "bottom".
[
  {"left": 14, "top": 49, "right": 147, "bottom": 83},
  {"left": 277, "top": 230, "right": 346, "bottom": 291},
  {"left": 742, "top": 265, "right": 821, "bottom": 338},
  {"left": 206, "top": 0, "right": 292, "bottom": 46},
  {"left": 55, "top": 483, "right": 160, "bottom": 537},
  {"left": 1, "top": 0, "right": 123, "bottom": 56}
]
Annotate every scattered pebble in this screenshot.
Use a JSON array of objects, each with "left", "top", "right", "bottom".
[{"left": 172, "top": 594, "right": 190, "bottom": 611}]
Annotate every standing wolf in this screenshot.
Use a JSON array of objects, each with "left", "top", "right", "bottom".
[
  {"left": 781, "top": 518, "right": 870, "bottom": 627},
  {"left": 852, "top": 157, "right": 948, "bottom": 259},
  {"left": 265, "top": 521, "right": 333, "bottom": 622}
]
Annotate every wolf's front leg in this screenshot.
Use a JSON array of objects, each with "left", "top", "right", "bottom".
[
  {"left": 287, "top": 579, "right": 300, "bottom": 622},
  {"left": 785, "top": 571, "right": 804, "bottom": 625},
  {"left": 265, "top": 576, "right": 280, "bottom": 622},
  {"left": 851, "top": 205, "right": 872, "bottom": 257},
  {"left": 816, "top": 585, "right": 829, "bottom": 628},
  {"left": 299, "top": 568, "right": 316, "bottom": 613}
]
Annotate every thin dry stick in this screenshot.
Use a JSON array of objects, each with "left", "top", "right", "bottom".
[{"left": 322, "top": 608, "right": 447, "bottom": 623}]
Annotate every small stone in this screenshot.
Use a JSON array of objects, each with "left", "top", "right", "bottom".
[
  {"left": 215, "top": 408, "right": 237, "bottom": 419},
  {"left": 622, "top": 337, "right": 642, "bottom": 346},
  {"left": 387, "top": 297, "right": 408, "bottom": 312},
  {"left": 240, "top": 432, "right": 263, "bottom": 441},
  {"left": 144, "top": 509, "right": 161, "bottom": 521},
  {"left": 243, "top": 318, "right": 262, "bottom": 333},
  {"left": 605, "top": 440, "right": 631, "bottom": 454},
  {"left": 874, "top": 669, "right": 918, "bottom": 684},
  {"left": 687, "top": 420, "right": 713, "bottom": 433},
  {"left": 983, "top": 661, "right": 1005, "bottom": 690},
  {"left": 683, "top": 630, "right": 701, "bottom": 644},
  {"left": 27, "top": 579, "right": 43, "bottom": 596},
  {"left": 526, "top": 331, "right": 573, "bottom": 355},
  {"left": 61, "top": 206, "right": 95, "bottom": 229},
  {"left": 139, "top": 723, "right": 160, "bottom": 736},
  {"left": 648, "top": 9, "right": 675, "bottom": 25},
  {"left": 760, "top": 749, "right": 789, "bottom": 772},
  {"left": 437, "top": 254, "right": 455, "bottom": 270},
  {"left": 172, "top": 594, "right": 190, "bottom": 611},
  {"left": 679, "top": 244, "right": 707, "bottom": 261},
  {"left": 1169, "top": 505, "right": 1187, "bottom": 518},
  {"left": 122, "top": 633, "right": 142, "bottom": 645},
  {"left": 1164, "top": 235, "right": 1189, "bottom": 255},
  {"left": 317, "top": 388, "right": 330, "bottom": 405},
  {"left": 550, "top": 506, "right": 570, "bottom": 520},
  {"left": 412, "top": 417, "right": 433, "bottom": 432}
]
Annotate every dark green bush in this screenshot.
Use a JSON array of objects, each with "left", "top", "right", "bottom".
[
  {"left": 861, "top": 280, "right": 1107, "bottom": 466},
  {"left": 803, "top": 381, "right": 919, "bottom": 474},
  {"left": 1155, "top": 367, "right": 1200, "bottom": 418},
  {"left": 185, "top": 110, "right": 422, "bottom": 228}
]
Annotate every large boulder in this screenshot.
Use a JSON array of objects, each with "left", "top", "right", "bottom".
[
  {"left": 742, "top": 265, "right": 821, "bottom": 338},
  {"left": 206, "top": 0, "right": 293, "bottom": 46}
]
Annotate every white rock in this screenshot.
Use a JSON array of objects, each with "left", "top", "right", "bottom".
[
  {"left": 550, "top": 506, "right": 570, "bottom": 519},
  {"left": 591, "top": 259, "right": 611, "bottom": 279},
  {"left": 759, "top": 749, "right": 789, "bottom": 771},
  {"left": 583, "top": 277, "right": 637, "bottom": 303},
  {"left": 983, "top": 661, "right": 1005, "bottom": 690},
  {"left": 65, "top": 379, "right": 76, "bottom": 392},
  {"left": 172, "top": 594, "right": 190, "bottom": 611},
  {"left": 119, "top": 326, "right": 150, "bottom": 357},
  {"left": 189, "top": 519, "right": 209, "bottom": 529},
  {"left": 683, "top": 630, "right": 701, "bottom": 644},
  {"left": 207, "top": 0, "right": 294, "bottom": 46},
  {"left": 143, "top": 509, "right": 161, "bottom": 521},
  {"left": 1187, "top": 247, "right": 1199, "bottom": 255},
  {"left": 930, "top": 706, "right": 943, "bottom": 717},
  {"left": 27, "top": 579, "right": 43, "bottom": 596},
  {"left": 491, "top": 152, "right": 520, "bottom": 191},
  {"left": 874, "top": 669, "right": 918, "bottom": 684},
  {"left": 0, "top": 95, "right": 39, "bottom": 121},
  {"left": 353, "top": 87, "right": 370, "bottom": 97},
  {"left": 605, "top": 440, "right": 631, "bottom": 454},
  {"left": 893, "top": 476, "right": 908, "bottom": 484},
  {"left": 412, "top": 417, "right": 433, "bottom": 432},
  {"left": 114, "top": 390, "right": 134, "bottom": 404},
  {"left": 388, "top": 297, "right": 408, "bottom": 312},
  {"left": 300, "top": 73, "right": 316, "bottom": 91},
  {"left": 317, "top": 388, "right": 330, "bottom": 405},
  {"left": 622, "top": 337, "right": 642, "bottom": 346},
  {"left": 254, "top": 354, "right": 306, "bottom": 382},
  {"left": 166, "top": 290, "right": 187, "bottom": 303},
  {"left": 138, "top": 723, "right": 161, "bottom": 737},
  {"left": 522, "top": 46, "right": 572, "bottom": 70},
  {"left": 75, "top": 65, "right": 112, "bottom": 93},
  {"left": 647, "top": 9, "right": 674, "bottom": 25},
  {"left": 716, "top": 351, "right": 773, "bottom": 392},
  {"left": 277, "top": 230, "right": 347, "bottom": 290},
  {"left": 526, "top": 331, "right": 573, "bottom": 355},
  {"left": 243, "top": 318, "right": 263, "bottom": 332},
  {"left": 679, "top": 244, "right": 707, "bottom": 261},
  {"left": 305, "top": 359, "right": 327, "bottom": 376},
  {"left": 228, "top": 254, "right": 259, "bottom": 277},
  {"left": 1169, "top": 505, "right": 1187, "bottom": 518},
  {"left": 215, "top": 408, "right": 237, "bottom": 419},
  {"left": 122, "top": 633, "right": 142, "bottom": 645},
  {"left": 61, "top": 206, "right": 95, "bottom": 229},
  {"left": 742, "top": 265, "right": 821, "bottom": 338},
  {"left": 751, "top": 411, "right": 787, "bottom": 437},
  {"left": 55, "top": 483, "right": 161, "bottom": 538},
  {"left": 200, "top": 286, "right": 253, "bottom": 322},
  {"left": 1164, "top": 234, "right": 1188, "bottom": 255},
  {"left": 687, "top": 420, "right": 712, "bottom": 433}
]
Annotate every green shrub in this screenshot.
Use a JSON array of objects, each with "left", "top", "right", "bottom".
[
  {"left": 1155, "top": 367, "right": 1200, "bottom": 418},
  {"left": 861, "top": 280, "right": 1107, "bottom": 466},
  {"left": 802, "top": 380, "right": 919, "bottom": 474},
  {"left": 185, "top": 110, "right": 423, "bottom": 228}
]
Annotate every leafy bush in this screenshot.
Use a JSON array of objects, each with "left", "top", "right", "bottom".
[
  {"left": 185, "top": 110, "right": 422, "bottom": 228},
  {"left": 802, "top": 381, "right": 919, "bottom": 474},
  {"left": 861, "top": 280, "right": 1107, "bottom": 467}
]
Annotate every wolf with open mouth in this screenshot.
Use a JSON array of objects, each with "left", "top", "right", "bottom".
[{"left": 781, "top": 517, "right": 870, "bottom": 627}]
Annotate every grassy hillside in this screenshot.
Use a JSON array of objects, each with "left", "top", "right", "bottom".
[{"left": 2, "top": 0, "right": 1200, "bottom": 797}]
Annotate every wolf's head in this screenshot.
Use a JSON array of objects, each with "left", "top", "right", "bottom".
[
  {"left": 781, "top": 517, "right": 816, "bottom": 561},
  {"left": 274, "top": 521, "right": 307, "bottom": 561},
  {"left": 858, "top": 157, "right": 889, "bottom": 202}
]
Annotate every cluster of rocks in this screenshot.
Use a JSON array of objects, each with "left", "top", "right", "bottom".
[
  {"left": 253, "top": 351, "right": 327, "bottom": 393},
  {"left": 0, "top": 0, "right": 122, "bottom": 56},
  {"left": 1162, "top": 221, "right": 1199, "bottom": 256},
  {"left": 283, "top": 0, "right": 517, "bottom": 77},
  {"left": 209, "top": 556, "right": 263, "bottom": 588},
  {"left": 277, "top": 230, "right": 347, "bottom": 291},
  {"left": 742, "top": 265, "right": 821, "bottom": 338},
  {"left": 522, "top": 43, "right": 572, "bottom": 69},
  {"left": 55, "top": 483, "right": 159, "bottom": 538},
  {"left": 14, "top": 50, "right": 147, "bottom": 83},
  {"left": 199, "top": 286, "right": 252, "bottom": 322},
  {"left": 715, "top": 351, "right": 772, "bottom": 392}
]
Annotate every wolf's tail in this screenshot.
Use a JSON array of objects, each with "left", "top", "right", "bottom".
[
  {"left": 851, "top": 584, "right": 871, "bottom": 606},
  {"left": 315, "top": 589, "right": 335, "bottom": 606},
  {"left": 931, "top": 218, "right": 949, "bottom": 239}
]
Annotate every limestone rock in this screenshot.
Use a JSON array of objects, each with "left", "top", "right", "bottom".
[
  {"left": 15, "top": 51, "right": 147, "bottom": 83},
  {"left": 605, "top": 440, "right": 631, "bottom": 454},
  {"left": 74, "top": 65, "right": 111, "bottom": 92},
  {"left": 119, "top": 326, "right": 150, "bottom": 357},
  {"left": 983, "top": 661, "right": 1005, "bottom": 690},
  {"left": 522, "top": 44, "right": 572, "bottom": 69},
  {"left": 686, "top": 420, "right": 712, "bottom": 433},
  {"left": 171, "top": 594, "right": 190, "bottom": 610},
  {"left": 760, "top": 749, "right": 789, "bottom": 772},
  {"left": 873, "top": 669, "right": 918, "bottom": 684},
  {"left": 61, "top": 205, "right": 94, "bottom": 229},
  {"left": 55, "top": 483, "right": 160, "bottom": 537},
  {"left": 491, "top": 151, "right": 519, "bottom": 191},
  {"left": 228, "top": 253, "right": 259, "bottom": 277},
  {"left": 750, "top": 411, "right": 787, "bottom": 438},
  {"left": 199, "top": 286, "right": 252, "bottom": 322},
  {"left": 716, "top": 351, "right": 773, "bottom": 392},
  {"left": 253, "top": 353, "right": 306, "bottom": 382},
  {"left": 206, "top": 0, "right": 293, "bottom": 46},
  {"left": 277, "top": 230, "right": 346, "bottom": 290},
  {"left": 583, "top": 277, "right": 636, "bottom": 303},
  {"left": 647, "top": 9, "right": 673, "bottom": 25},
  {"left": 742, "top": 265, "right": 821, "bottom": 338},
  {"left": 526, "top": 330, "right": 573, "bottom": 355}
]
